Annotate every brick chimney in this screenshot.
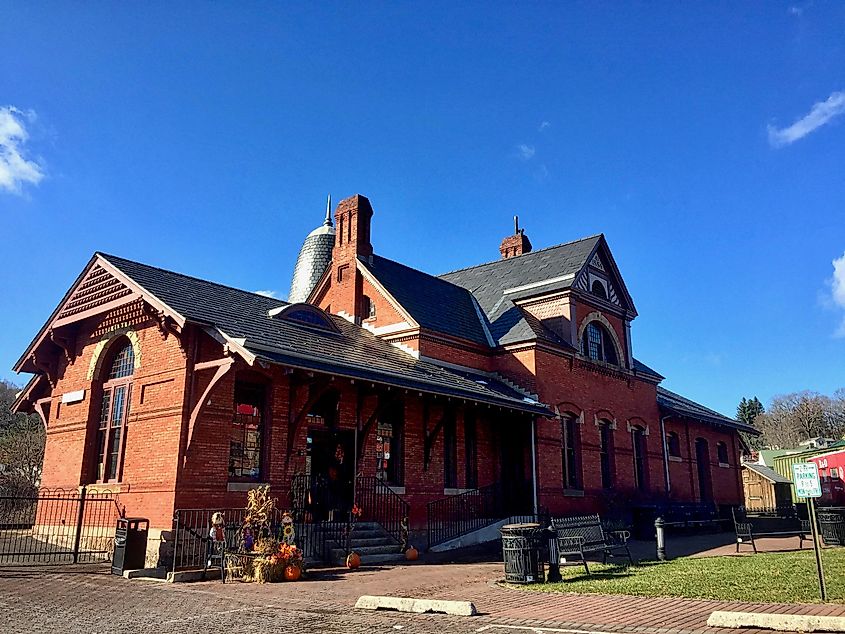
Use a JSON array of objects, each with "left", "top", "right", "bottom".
[
  {"left": 499, "top": 215, "right": 532, "bottom": 259},
  {"left": 331, "top": 194, "right": 374, "bottom": 323}
]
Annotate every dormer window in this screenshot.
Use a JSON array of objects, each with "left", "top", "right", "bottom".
[
  {"left": 269, "top": 303, "right": 340, "bottom": 332},
  {"left": 582, "top": 321, "right": 618, "bottom": 365},
  {"left": 591, "top": 280, "right": 608, "bottom": 300}
]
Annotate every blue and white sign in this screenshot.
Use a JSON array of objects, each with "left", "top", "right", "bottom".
[{"left": 793, "top": 462, "right": 822, "bottom": 499}]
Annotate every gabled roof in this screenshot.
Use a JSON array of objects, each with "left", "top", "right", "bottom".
[
  {"left": 21, "top": 253, "right": 549, "bottom": 416},
  {"left": 360, "top": 255, "right": 493, "bottom": 347},
  {"left": 657, "top": 386, "right": 760, "bottom": 434},
  {"left": 744, "top": 462, "right": 792, "bottom": 484},
  {"left": 439, "top": 234, "right": 631, "bottom": 346}
]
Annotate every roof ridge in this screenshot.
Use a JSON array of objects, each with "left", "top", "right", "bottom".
[
  {"left": 97, "top": 252, "right": 288, "bottom": 304},
  {"left": 438, "top": 233, "right": 604, "bottom": 277},
  {"left": 370, "top": 253, "right": 480, "bottom": 294}
]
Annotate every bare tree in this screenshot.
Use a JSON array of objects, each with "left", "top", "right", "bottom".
[
  {"left": 0, "top": 380, "right": 46, "bottom": 496},
  {"left": 754, "top": 390, "right": 845, "bottom": 449}
]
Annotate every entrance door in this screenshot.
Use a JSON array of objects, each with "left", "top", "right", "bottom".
[
  {"left": 306, "top": 428, "right": 355, "bottom": 522},
  {"left": 695, "top": 438, "right": 713, "bottom": 502}
]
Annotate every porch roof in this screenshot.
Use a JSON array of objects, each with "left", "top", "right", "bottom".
[{"left": 99, "top": 253, "right": 551, "bottom": 416}]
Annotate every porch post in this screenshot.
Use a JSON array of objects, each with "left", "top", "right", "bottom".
[{"left": 530, "top": 416, "right": 539, "bottom": 516}]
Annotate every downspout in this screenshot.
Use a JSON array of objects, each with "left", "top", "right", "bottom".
[
  {"left": 660, "top": 415, "right": 672, "bottom": 495},
  {"left": 530, "top": 416, "right": 539, "bottom": 516}
]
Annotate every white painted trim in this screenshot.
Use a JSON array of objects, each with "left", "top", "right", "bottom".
[
  {"left": 96, "top": 256, "right": 187, "bottom": 328},
  {"left": 503, "top": 274, "right": 575, "bottom": 296},
  {"left": 360, "top": 320, "right": 415, "bottom": 336},
  {"left": 390, "top": 340, "right": 420, "bottom": 358},
  {"left": 203, "top": 327, "right": 256, "bottom": 366}
]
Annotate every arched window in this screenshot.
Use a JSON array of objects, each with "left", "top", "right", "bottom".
[
  {"left": 666, "top": 431, "right": 682, "bottom": 459},
  {"left": 582, "top": 321, "right": 619, "bottom": 365},
  {"left": 598, "top": 420, "right": 614, "bottom": 489},
  {"left": 717, "top": 441, "right": 729, "bottom": 466},
  {"left": 631, "top": 425, "right": 648, "bottom": 492},
  {"left": 561, "top": 413, "right": 581, "bottom": 490},
  {"left": 92, "top": 340, "right": 134, "bottom": 483},
  {"left": 591, "top": 280, "right": 608, "bottom": 300}
]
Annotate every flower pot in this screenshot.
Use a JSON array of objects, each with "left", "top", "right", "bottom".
[
  {"left": 346, "top": 552, "right": 361, "bottom": 569},
  {"left": 284, "top": 564, "right": 302, "bottom": 581}
]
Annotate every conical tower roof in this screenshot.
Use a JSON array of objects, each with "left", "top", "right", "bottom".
[{"left": 288, "top": 196, "right": 336, "bottom": 303}]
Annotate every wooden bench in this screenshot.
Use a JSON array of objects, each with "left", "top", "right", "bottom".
[
  {"left": 551, "top": 513, "right": 634, "bottom": 574},
  {"left": 732, "top": 507, "right": 811, "bottom": 553}
]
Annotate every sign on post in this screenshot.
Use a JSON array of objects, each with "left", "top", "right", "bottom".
[
  {"left": 792, "top": 461, "right": 827, "bottom": 601},
  {"left": 793, "top": 462, "right": 822, "bottom": 498}
]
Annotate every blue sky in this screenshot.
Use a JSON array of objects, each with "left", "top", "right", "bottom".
[{"left": 2, "top": 2, "right": 844, "bottom": 417}]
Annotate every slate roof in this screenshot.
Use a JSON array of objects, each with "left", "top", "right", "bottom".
[
  {"left": 439, "top": 235, "right": 602, "bottom": 345},
  {"left": 361, "top": 255, "right": 492, "bottom": 347},
  {"left": 99, "top": 254, "right": 548, "bottom": 415},
  {"left": 743, "top": 462, "right": 792, "bottom": 484},
  {"left": 657, "top": 386, "right": 760, "bottom": 434}
]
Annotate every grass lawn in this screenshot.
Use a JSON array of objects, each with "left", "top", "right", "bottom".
[{"left": 512, "top": 549, "right": 845, "bottom": 604}]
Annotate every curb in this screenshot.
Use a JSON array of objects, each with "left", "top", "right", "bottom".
[
  {"left": 355, "top": 595, "right": 477, "bottom": 616},
  {"left": 708, "top": 611, "right": 845, "bottom": 632}
]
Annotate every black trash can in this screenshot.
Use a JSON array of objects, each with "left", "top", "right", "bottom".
[
  {"left": 112, "top": 517, "right": 149, "bottom": 575},
  {"left": 501, "top": 522, "right": 544, "bottom": 584},
  {"left": 817, "top": 508, "right": 845, "bottom": 547}
]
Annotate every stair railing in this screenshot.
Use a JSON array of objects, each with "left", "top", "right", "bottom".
[
  {"left": 354, "top": 475, "right": 410, "bottom": 546},
  {"left": 426, "top": 481, "right": 506, "bottom": 548}
]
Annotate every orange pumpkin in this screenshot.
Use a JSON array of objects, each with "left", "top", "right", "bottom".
[
  {"left": 405, "top": 546, "right": 418, "bottom": 561},
  {"left": 346, "top": 552, "right": 361, "bottom": 569},
  {"left": 284, "top": 564, "right": 301, "bottom": 581}
]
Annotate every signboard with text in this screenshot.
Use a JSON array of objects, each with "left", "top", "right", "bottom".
[{"left": 793, "top": 462, "right": 822, "bottom": 499}]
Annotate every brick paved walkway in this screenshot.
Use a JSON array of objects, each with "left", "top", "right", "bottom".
[{"left": 2, "top": 559, "right": 844, "bottom": 633}]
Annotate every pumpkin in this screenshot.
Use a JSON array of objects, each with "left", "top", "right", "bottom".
[
  {"left": 405, "top": 546, "right": 419, "bottom": 561},
  {"left": 346, "top": 552, "right": 361, "bottom": 569},
  {"left": 284, "top": 564, "right": 301, "bottom": 581}
]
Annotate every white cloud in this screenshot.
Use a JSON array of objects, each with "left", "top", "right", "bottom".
[
  {"left": 768, "top": 91, "right": 845, "bottom": 147},
  {"left": 254, "top": 290, "right": 278, "bottom": 298},
  {"left": 516, "top": 144, "right": 535, "bottom": 161},
  {"left": 538, "top": 121, "right": 551, "bottom": 131},
  {"left": 789, "top": 5, "right": 803, "bottom": 15},
  {"left": 831, "top": 252, "right": 845, "bottom": 337},
  {"left": 0, "top": 106, "right": 45, "bottom": 195}
]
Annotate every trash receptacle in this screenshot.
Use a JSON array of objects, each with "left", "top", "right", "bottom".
[
  {"left": 112, "top": 518, "right": 149, "bottom": 575},
  {"left": 501, "top": 522, "right": 544, "bottom": 584},
  {"left": 817, "top": 508, "right": 845, "bottom": 547}
]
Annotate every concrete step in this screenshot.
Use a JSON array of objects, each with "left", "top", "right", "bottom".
[
  {"left": 347, "top": 537, "right": 396, "bottom": 547},
  {"left": 332, "top": 543, "right": 402, "bottom": 559}
]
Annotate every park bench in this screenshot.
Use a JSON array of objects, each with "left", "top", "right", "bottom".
[
  {"left": 732, "top": 506, "right": 811, "bottom": 553},
  {"left": 551, "top": 513, "right": 634, "bottom": 574}
]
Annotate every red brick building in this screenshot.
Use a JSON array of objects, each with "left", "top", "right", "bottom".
[{"left": 12, "top": 193, "right": 756, "bottom": 564}]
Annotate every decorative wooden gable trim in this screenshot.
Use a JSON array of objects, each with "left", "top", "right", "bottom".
[
  {"left": 573, "top": 237, "right": 637, "bottom": 317},
  {"left": 52, "top": 263, "right": 136, "bottom": 328}
]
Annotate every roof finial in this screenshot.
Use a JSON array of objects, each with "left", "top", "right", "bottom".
[
  {"left": 324, "top": 194, "right": 333, "bottom": 226},
  {"left": 514, "top": 215, "right": 520, "bottom": 235}
]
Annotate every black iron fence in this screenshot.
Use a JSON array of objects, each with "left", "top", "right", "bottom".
[
  {"left": 355, "top": 476, "right": 410, "bottom": 545},
  {"left": 0, "top": 487, "right": 119, "bottom": 565},
  {"left": 427, "top": 482, "right": 507, "bottom": 548}
]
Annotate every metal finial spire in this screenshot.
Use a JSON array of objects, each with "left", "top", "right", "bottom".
[
  {"left": 324, "top": 194, "right": 333, "bottom": 226},
  {"left": 514, "top": 215, "right": 520, "bottom": 235}
]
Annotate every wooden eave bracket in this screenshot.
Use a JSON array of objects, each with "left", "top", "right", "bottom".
[
  {"left": 186, "top": 356, "right": 236, "bottom": 450},
  {"left": 286, "top": 376, "right": 333, "bottom": 462},
  {"left": 34, "top": 397, "right": 52, "bottom": 431},
  {"left": 423, "top": 401, "right": 453, "bottom": 471}
]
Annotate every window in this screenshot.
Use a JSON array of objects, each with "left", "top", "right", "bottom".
[
  {"left": 591, "top": 280, "right": 608, "bottom": 300},
  {"left": 465, "top": 411, "right": 478, "bottom": 489},
  {"left": 599, "top": 420, "right": 614, "bottom": 489},
  {"left": 92, "top": 341, "right": 134, "bottom": 483},
  {"left": 443, "top": 414, "right": 458, "bottom": 489},
  {"left": 717, "top": 441, "right": 729, "bottom": 465},
  {"left": 632, "top": 425, "right": 648, "bottom": 492},
  {"left": 582, "top": 321, "right": 618, "bottom": 365},
  {"left": 229, "top": 382, "right": 265, "bottom": 481},
  {"left": 382, "top": 401, "right": 405, "bottom": 487},
  {"left": 363, "top": 295, "right": 376, "bottom": 320},
  {"left": 561, "top": 414, "right": 581, "bottom": 489},
  {"left": 667, "top": 432, "right": 682, "bottom": 459}
]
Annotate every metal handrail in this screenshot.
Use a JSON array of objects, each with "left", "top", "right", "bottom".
[
  {"left": 426, "top": 481, "right": 507, "bottom": 548},
  {"left": 354, "top": 476, "right": 410, "bottom": 545}
]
